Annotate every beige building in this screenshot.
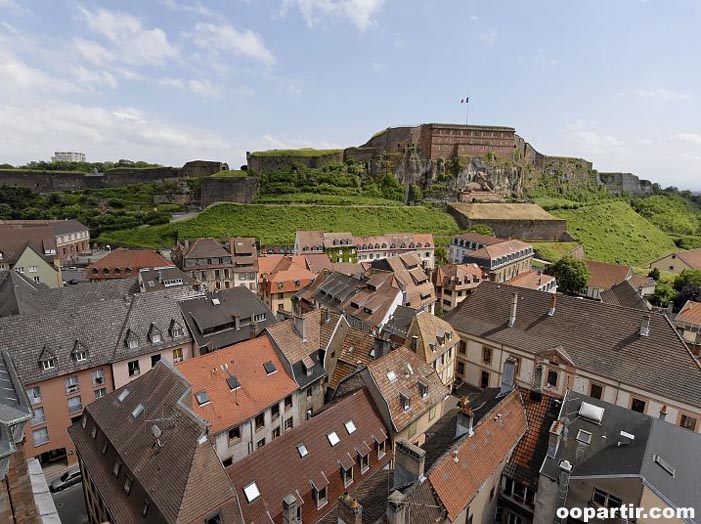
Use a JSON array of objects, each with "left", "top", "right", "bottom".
[
  {"left": 649, "top": 248, "right": 701, "bottom": 274},
  {"left": 406, "top": 311, "right": 459, "bottom": 388},
  {"left": 463, "top": 239, "right": 534, "bottom": 283},
  {"left": 0, "top": 225, "right": 62, "bottom": 287},
  {"left": 433, "top": 262, "right": 484, "bottom": 311}
]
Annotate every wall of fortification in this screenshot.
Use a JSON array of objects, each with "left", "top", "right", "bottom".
[
  {"left": 200, "top": 177, "right": 259, "bottom": 206},
  {"left": 246, "top": 152, "right": 343, "bottom": 173},
  {"left": 447, "top": 206, "right": 569, "bottom": 241},
  {"left": 180, "top": 160, "right": 229, "bottom": 178},
  {"left": 598, "top": 172, "right": 654, "bottom": 196}
]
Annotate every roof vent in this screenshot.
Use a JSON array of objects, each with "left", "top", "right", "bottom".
[
  {"left": 578, "top": 402, "right": 604, "bottom": 424},
  {"left": 117, "top": 389, "right": 130, "bottom": 403},
  {"left": 653, "top": 454, "right": 676, "bottom": 477}
]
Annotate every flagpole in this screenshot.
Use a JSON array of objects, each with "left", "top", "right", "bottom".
[{"left": 465, "top": 99, "right": 469, "bottom": 125}]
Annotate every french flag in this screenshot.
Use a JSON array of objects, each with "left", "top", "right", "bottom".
[{"left": 460, "top": 97, "right": 469, "bottom": 104}]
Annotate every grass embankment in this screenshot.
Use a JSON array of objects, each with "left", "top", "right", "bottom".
[
  {"left": 210, "top": 170, "right": 250, "bottom": 178},
  {"left": 250, "top": 148, "right": 343, "bottom": 158},
  {"left": 253, "top": 193, "right": 403, "bottom": 206},
  {"left": 531, "top": 242, "right": 581, "bottom": 262},
  {"left": 99, "top": 203, "right": 460, "bottom": 248},
  {"left": 550, "top": 200, "right": 676, "bottom": 266}
]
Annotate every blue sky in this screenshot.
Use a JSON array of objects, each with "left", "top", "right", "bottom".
[{"left": 1, "top": 0, "right": 700, "bottom": 189}]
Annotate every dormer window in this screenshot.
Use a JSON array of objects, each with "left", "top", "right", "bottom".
[
  {"left": 302, "top": 360, "right": 313, "bottom": 377},
  {"left": 39, "top": 346, "right": 56, "bottom": 371},
  {"left": 418, "top": 380, "right": 429, "bottom": 399},
  {"left": 72, "top": 341, "right": 89, "bottom": 362},
  {"left": 400, "top": 392, "right": 411, "bottom": 412},
  {"left": 170, "top": 320, "right": 184, "bottom": 338},
  {"left": 148, "top": 324, "right": 162, "bottom": 344},
  {"left": 125, "top": 330, "right": 139, "bottom": 349}
]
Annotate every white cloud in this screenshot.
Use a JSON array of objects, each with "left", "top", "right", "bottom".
[
  {"left": 565, "top": 121, "right": 627, "bottom": 155},
  {"left": 0, "top": 0, "right": 30, "bottom": 16},
  {"left": 78, "top": 6, "right": 178, "bottom": 66},
  {"left": 479, "top": 27, "right": 497, "bottom": 44},
  {"left": 633, "top": 88, "right": 692, "bottom": 102},
  {"left": 279, "top": 0, "right": 385, "bottom": 31},
  {"left": 259, "top": 134, "right": 341, "bottom": 150},
  {"left": 288, "top": 83, "right": 302, "bottom": 95},
  {"left": 158, "top": 77, "right": 185, "bottom": 89},
  {"left": 668, "top": 133, "right": 701, "bottom": 146},
  {"left": 72, "top": 38, "right": 115, "bottom": 65},
  {"left": 0, "top": 50, "right": 80, "bottom": 93},
  {"left": 116, "top": 68, "right": 144, "bottom": 81},
  {"left": 188, "top": 79, "right": 222, "bottom": 99},
  {"left": 192, "top": 23, "right": 276, "bottom": 67},
  {"left": 159, "top": 0, "right": 215, "bottom": 18},
  {"left": 70, "top": 65, "right": 118, "bottom": 89},
  {"left": 469, "top": 14, "right": 479, "bottom": 21}
]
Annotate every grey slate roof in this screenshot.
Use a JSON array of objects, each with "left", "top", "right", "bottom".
[
  {"left": 543, "top": 391, "right": 701, "bottom": 517},
  {"left": 0, "top": 271, "right": 43, "bottom": 318},
  {"left": 600, "top": 280, "right": 651, "bottom": 311},
  {"left": 0, "top": 351, "right": 32, "bottom": 478},
  {"left": 179, "top": 286, "right": 275, "bottom": 352},
  {"left": 0, "top": 286, "right": 197, "bottom": 386},
  {"left": 446, "top": 282, "right": 701, "bottom": 408},
  {"left": 139, "top": 266, "right": 196, "bottom": 292}
]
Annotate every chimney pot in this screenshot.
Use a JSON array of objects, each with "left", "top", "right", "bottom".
[{"left": 659, "top": 404, "right": 667, "bottom": 421}]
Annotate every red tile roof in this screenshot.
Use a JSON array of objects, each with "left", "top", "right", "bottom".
[
  {"left": 226, "top": 389, "right": 390, "bottom": 524},
  {"left": 428, "top": 391, "right": 527, "bottom": 520},
  {"left": 505, "top": 270, "right": 556, "bottom": 291},
  {"left": 584, "top": 259, "right": 632, "bottom": 290},
  {"left": 674, "top": 248, "right": 701, "bottom": 270},
  {"left": 89, "top": 248, "right": 170, "bottom": 275},
  {"left": 176, "top": 337, "right": 298, "bottom": 435},
  {"left": 675, "top": 300, "right": 701, "bottom": 327},
  {"left": 260, "top": 255, "right": 316, "bottom": 293}
]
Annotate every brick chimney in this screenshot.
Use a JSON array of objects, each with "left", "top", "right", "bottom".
[
  {"left": 338, "top": 492, "right": 363, "bottom": 524},
  {"left": 509, "top": 292, "right": 518, "bottom": 327},
  {"left": 386, "top": 491, "right": 407, "bottom": 524},
  {"left": 455, "top": 397, "right": 474, "bottom": 439},
  {"left": 548, "top": 420, "right": 563, "bottom": 457},
  {"left": 548, "top": 294, "right": 557, "bottom": 317},
  {"left": 294, "top": 314, "right": 307, "bottom": 342},
  {"left": 659, "top": 404, "right": 667, "bottom": 421},
  {"left": 393, "top": 441, "right": 425, "bottom": 489},
  {"left": 530, "top": 364, "right": 543, "bottom": 401},
  {"left": 249, "top": 321, "right": 258, "bottom": 340},
  {"left": 282, "top": 494, "right": 300, "bottom": 524}
]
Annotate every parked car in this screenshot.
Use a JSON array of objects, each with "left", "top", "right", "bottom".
[{"left": 49, "top": 466, "right": 82, "bottom": 492}]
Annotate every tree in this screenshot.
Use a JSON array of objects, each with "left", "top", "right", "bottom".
[
  {"left": 467, "top": 224, "right": 494, "bottom": 236},
  {"left": 434, "top": 246, "right": 448, "bottom": 266},
  {"left": 647, "top": 267, "right": 660, "bottom": 281},
  {"left": 408, "top": 184, "right": 423, "bottom": 202},
  {"left": 548, "top": 256, "right": 589, "bottom": 295},
  {"left": 672, "top": 270, "right": 701, "bottom": 308},
  {"left": 649, "top": 282, "right": 675, "bottom": 307}
]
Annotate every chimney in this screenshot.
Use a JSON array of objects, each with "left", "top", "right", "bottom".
[
  {"left": 640, "top": 315, "right": 650, "bottom": 337},
  {"left": 659, "top": 404, "right": 667, "bottom": 421},
  {"left": 323, "top": 307, "right": 331, "bottom": 324},
  {"left": 386, "top": 491, "right": 407, "bottom": 524},
  {"left": 249, "top": 321, "right": 258, "bottom": 340},
  {"left": 393, "top": 441, "right": 425, "bottom": 489},
  {"left": 499, "top": 357, "right": 517, "bottom": 396},
  {"left": 455, "top": 397, "right": 474, "bottom": 438},
  {"left": 410, "top": 335, "right": 418, "bottom": 351},
  {"left": 294, "top": 315, "right": 307, "bottom": 342},
  {"left": 338, "top": 492, "right": 363, "bottom": 524},
  {"left": 666, "top": 301, "right": 674, "bottom": 317},
  {"left": 548, "top": 420, "right": 563, "bottom": 457},
  {"left": 509, "top": 292, "right": 518, "bottom": 327},
  {"left": 548, "top": 294, "right": 557, "bottom": 317},
  {"left": 234, "top": 314, "right": 240, "bottom": 331},
  {"left": 556, "top": 460, "right": 573, "bottom": 524},
  {"left": 530, "top": 365, "right": 543, "bottom": 401},
  {"left": 282, "top": 494, "right": 300, "bottom": 524},
  {"left": 638, "top": 286, "right": 644, "bottom": 297}
]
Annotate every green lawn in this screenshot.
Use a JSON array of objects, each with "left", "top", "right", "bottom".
[
  {"left": 210, "top": 169, "right": 250, "bottom": 178},
  {"left": 550, "top": 200, "right": 676, "bottom": 266},
  {"left": 99, "top": 203, "right": 460, "bottom": 248},
  {"left": 249, "top": 148, "right": 343, "bottom": 158},
  {"left": 531, "top": 242, "right": 581, "bottom": 262}
]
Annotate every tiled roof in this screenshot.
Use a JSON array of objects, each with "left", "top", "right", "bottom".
[
  {"left": 180, "top": 238, "right": 230, "bottom": 260},
  {"left": 0, "top": 350, "right": 32, "bottom": 477},
  {"left": 176, "top": 337, "right": 298, "bottom": 435},
  {"left": 315, "top": 468, "right": 393, "bottom": 524},
  {"left": 446, "top": 282, "right": 701, "bottom": 408},
  {"left": 468, "top": 239, "right": 532, "bottom": 262},
  {"left": 451, "top": 232, "right": 504, "bottom": 246},
  {"left": 408, "top": 311, "right": 458, "bottom": 365},
  {"left": 179, "top": 287, "right": 275, "bottom": 352},
  {"left": 261, "top": 256, "right": 316, "bottom": 293},
  {"left": 364, "top": 346, "right": 450, "bottom": 432},
  {"left": 503, "top": 389, "right": 560, "bottom": 488},
  {"left": 226, "top": 388, "right": 390, "bottom": 524},
  {"left": 600, "top": 280, "right": 651, "bottom": 311},
  {"left": 674, "top": 248, "right": 701, "bottom": 269},
  {"left": 304, "top": 253, "right": 333, "bottom": 273},
  {"left": 139, "top": 266, "right": 196, "bottom": 292},
  {"left": 675, "top": 300, "right": 701, "bottom": 327},
  {"left": 89, "top": 248, "right": 170, "bottom": 272},
  {"left": 354, "top": 233, "right": 434, "bottom": 250},
  {"left": 0, "top": 219, "right": 87, "bottom": 236},
  {"left": 295, "top": 230, "right": 325, "bottom": 252},
  {"left": 69, "top": 361, "right": 242, "bottom": 524},
  {"left": 435, "top": 263, "right": 484, "bottom": 289},
  {"left": 329, "top": 328, "right": 383, "bottom": 390},
  {"left": 584, "top": 259, "right": 632, "bottom": 290},
  {"left": 322, "top": 232, "right": 354, "bottom": 249},
  {"left": 0, "top": 271, "right": 42, "bottom": 318},
  {"left": 505, "top": 270, "right": 556, "bottom": 291},
  {"left": 428, "top": 391, "right": 527, "bottom": 521},
  {"left": 629, "top": 274, "right": 656, "bottom": 290}
]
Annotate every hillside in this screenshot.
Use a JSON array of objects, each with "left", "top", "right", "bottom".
[
  {"left": 99, "top": 202, "right": 460, "bottom": 248},
  {"left": 550, "top": 200, "right": 676, "bottom": 266}
]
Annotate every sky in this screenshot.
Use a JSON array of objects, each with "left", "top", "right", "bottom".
[{"left": 1, "top": 0, "right": 701, "bottom": 189}]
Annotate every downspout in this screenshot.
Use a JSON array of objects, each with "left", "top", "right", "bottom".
[{"left": 4, "top": 476, "right": 18, "bottom": 524}]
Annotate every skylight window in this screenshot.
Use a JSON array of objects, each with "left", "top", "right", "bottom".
[
  {"left": 264, "top": 361, "right": 277, "bottom": 374},
  {"left": 576, "top": 429, "right": 592, "bottom": 445},
  {"left": 117, "top": 389, "right": 130, "bottom": 403},
  {"left": 386, "top": 370, "right": 397, "bottom": 383},
  {"left": 212, "top": 298, "right": 221, "bottom": 306},
  {"left": 243, "top": 482, "right": 261, "bottom": 503},
  {"left": 226, "top": 376, "right": 241, "bottom": 391},
  {"left": 297, "top": 443, "right": 309, "bottom": 458},
  {"left": 327, "top": 431, "right": 340, "bottom": 447},
  {"left": 131, "top": 404, "right": 144, "bottom": 418},
  {"left": 195, "top": 391, "right": 210, "bottom": 406},
  {"left": 654, "top": 455, "right": 676, "bottom": 477},
  {"left": 344, "top": 420, "right": 357, "bottom": 434},
  {"left": 578, "top": 402, "right": 604, "bottom": 424}
]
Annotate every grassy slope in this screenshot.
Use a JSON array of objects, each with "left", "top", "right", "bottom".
[
  {"left": 550, "top": 201, "right": 676, "bottom": 266},
  {"left": 249, "top": 148, "right": 343, "bottom": 158},
  {"left": 631, "top": 194, "right": 701, "bottom": 236},
  {"left": 253, "top": 193, "right": 403, "bottom": 206},
  {"left": 100, "top": 203, "right": 460, "bottom": 248},
  {"left": 531, "top": 242, "right": 581, "bottom": 262}
]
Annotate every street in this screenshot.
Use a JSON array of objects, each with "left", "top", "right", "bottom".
[{"left": 51, "top": 480, "right": 88, "bottom": 524}]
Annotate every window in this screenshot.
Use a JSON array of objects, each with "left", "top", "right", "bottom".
[
  {"left": 31, "top": 407, "right": 45, "bottom": 426},
  {"left": 284, "top": 417, "right": 293, "bottom": 431},
  {"left": 172, "top": 348, "right": 184, "bottom": 364},
  {"left": 429, "top": 405, "right": 437, "bottom": 420},
  {"left": 592, "top": 488, "right": 622, "bottom": 508},
  {"left": 272, "top": 427, "right": 281, "bottom": 439},
  {"left": 243, "top": 482, "right": 260, "bottom": 503},
  {"left": 256, "top": 437, "right": 266, "bottom": 449},
  {"left": 590, "top": 383, "right": 603, "bottom": 400},
  {"left": 151, "top": 354, "right": 161, "bottom": 367},
  {"left": 408, "top": 421, "right": 417, "bottom": 438},
  {"left": 92, "top": 369, "right": 105, "bottom": 386},
  {"left": 32, "top": 276, "right": 41, "bottom": 284},
  {"left": 68, "top": 396, "right": 82, "bottom": 414},
  {"left": 342, "top": 465, "right": 354, "bottom": 487},
  {"left": 483, "top": 346, "right": 492, "bottom": 364},
  {"left": 359, "top": 453, "right": 370, "bottom": 473},
  {"left": 315, "top": 485, "right": 328, "bottom": 509},
  {"left": 681, "top": 414, "right": 697, "bottom": 431},
  {"left": 195, "top": 391, "right": 210, "bottom": 406},
  {"left": 306, "top": 387, "right": 313, "bottom": 398},
  {"left": 141, "top": 502, "right": 150, "bottom": 517},
  {"left": 32, "top": 427, "right": 49, "bottom": 446},
  {"left": 228, "top": 427, "right": 240, "bottom": 444},
  {"left": 284, "top": 395, "right": 293, "bottom": 410},
  {"left": 171, "top": 324, "right": 184, "bottom": 338},
  {"left": 327, "top": 431, "right": 340, "bottom": 446},
  {"left": 631, "top": 398, "right": 646, "bottom": 413},
  {"left": 297, "top": 443, "right": 309, "bottom": 457},
  {"left": 344, "top": 420, "right": 357, "bottom": 434},
  {"left": 41, "top": 358, "right": 56, "bottom": 371},
  {"left": 507, "top": 514, "right": 523, "bottom": 524},
  {"left": 26, "top": 386, "right": 41, "bottom": 405},
  {"left": 271, "top": 404, "right": 280, "bottom": 420},
  {"left": 457, "top": 362, "right": 465, "bottom": 375},
  {"left": 28, "top": 265, "right": 38, "bottom": 273},
  {"left": 102, "top": 441, "right": 108, "bottom": 454},
  {"left": 377, "top": 439, "right": 386, "bottom": 459},
  {"left": 95, "top": 388, "right": 107, "bottom": 399},
  {"left": 64, "top": 375, "right": 79, "bottom": 394},
  {"left": 123, "top": 477, "right": 133, "bottom": 495},
  {"left": 75, "top": 350, "right": 88, "bottom": 362},
  {"left": 255, "top": 413, "right": 265, "bottom": 431},
  {"left": 113, "top": 461, "right": 121, "bottom": 478},
  {"left": 128, "top": 360, "right": 140, "bottom": 377},
  {"left": 546, "top": 370, "right": 558, "bottom": 388}
]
